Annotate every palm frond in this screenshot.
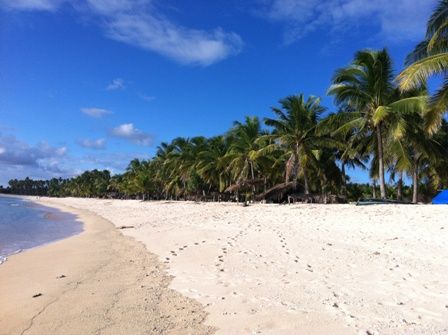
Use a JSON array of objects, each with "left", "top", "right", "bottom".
[{"left": 397, "top": 53, "right": 448, "bottom": 91}]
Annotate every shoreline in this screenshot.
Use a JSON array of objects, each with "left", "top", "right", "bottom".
[
  {"left": 0, "top": 195, "right": 83, "bottom": 265},
  {"left": 0, "top": 198, "right": 214, "bottom": 335}
]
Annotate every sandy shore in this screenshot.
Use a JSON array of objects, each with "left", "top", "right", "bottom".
[
  {"left": 0, "top": 200, "right": 214, "bottom": 335},
  {"left": 2, "top": 198, "right": 448, "bottom": 334}
]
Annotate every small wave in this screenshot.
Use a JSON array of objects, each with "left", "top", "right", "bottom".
[
  {"left": 10, "top": 203, "right": 19, "bottom": 207},
  {"left": 0, "top": 249, "right": 23, "bottom": 265}
]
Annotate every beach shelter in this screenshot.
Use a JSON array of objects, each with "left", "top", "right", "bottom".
[{"left": 432, "top": 190, "right": 448, "bottom": 204}]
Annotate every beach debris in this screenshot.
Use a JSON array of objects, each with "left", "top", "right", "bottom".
[
  {"left": 56, "top": 274, "right": 66, "bottom": 279},
  {"left": 118, "top": 225, "right": 135, "bottom": 229},
  {"left": 332, "top": 302, "right": 339, "bottom": 308},
  {"left": 387, "top": 237, "right": 399, "bottom": 241},
  {"left": 32, "top": 293, "right": 43, "bottom": 298}
]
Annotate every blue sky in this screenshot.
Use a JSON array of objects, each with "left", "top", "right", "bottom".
[{"left": 0, "top": 0, "right": 438, "bottom": 185}]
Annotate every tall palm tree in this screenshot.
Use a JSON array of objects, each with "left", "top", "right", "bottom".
[
  {"left": 397, "top": 0, "right": 448, "bottom": 133},
  {"left": 319, "top": 111, "right": 369, "bottom": 199},
  {"left": 328, "top": 49, "right": 427, "bottom": 199},
  {"left": 262, "top": 94, "right": 326, "bottom": 195}
]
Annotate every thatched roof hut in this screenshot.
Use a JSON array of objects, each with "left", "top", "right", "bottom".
[
  {"left": 224, "top": 178, "right": 265, "bottom": 193},
  {"left": 255, "top": 182, "right": 295, "bottom": 201}
]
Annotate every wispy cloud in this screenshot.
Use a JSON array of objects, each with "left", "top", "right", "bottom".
[
  {"left": 256, "top": 0, "right": 437, "bottom": 44},
  {"left": 80, "top": 107, "right": 112, "bottom": 118},
  {"left": 0, "top": 0, "right": 64, "bottom": 11},
  {"left": 78, "top": 138, "right": 106, "bottom": 149},
  {"left": 138, "top": 93, "right": 156, "bottom": 102},
  {"left": 106, "top": 78, "right": 125, "bottom": 90},
  {"left": 2, "top": 0, "right": 243, "bottom": 66},
  {"left": 109, "top": 123, "right": 152, "bottom": 146},
  {"left": 103, "top": 13, "right": 243, "bottom": 66}
]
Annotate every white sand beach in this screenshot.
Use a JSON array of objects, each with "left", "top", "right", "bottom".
[
  {"left": 0, "top": 200, "right": 213, "bottom": 335},
  {"left": 8, "top": 198, "right": 446, "bottom": 335}
]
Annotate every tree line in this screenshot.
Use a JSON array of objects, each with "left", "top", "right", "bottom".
[{"left": 3, "top": 1, "right": 448, "bottom": 203}]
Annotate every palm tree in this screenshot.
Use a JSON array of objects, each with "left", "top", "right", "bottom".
[
  {"left": 196, "top": 136, "right": 230, "bottom": 193},
  {"left": 319, "top": 110, "right": 369, "bottom": 199},
  {"left": 397, "top": 0, "right": 448, "bottom": 133},
  {"left": 262, "top": 94, "right": 326, "bottom": 195},
  {"left": 162, "top": 137, "right": 207, "bottom": 198},
  {"left": 328, "top": 49, "right": 427, "bottom": 199},
  {"left": 224, "top": 116, "right": 266, "bottom": 198}
]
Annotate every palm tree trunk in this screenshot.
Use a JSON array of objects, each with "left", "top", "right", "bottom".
[
  {"left": 303, "top": 168, "right": 310, "bottom": 195},
  {"left": 412, "top": 158, "right": 419, "bottom": 204},
  {"left": 376, "top": 125, "right": 386, "bottom": 199},
  {"left": 372, "top": 179, "right": 377, "bottom": 198},
  {"left": 397, "top": 171, "right": 403, "bottom": 201},
  {"left": 341, "top": 161, "right": 347, "bottom": 199},
  {"left": 321, "top": 175, "right": 328, "bottom": 204},
  {"left": 250, "top": 161, "right": 256, "bottom": 199}
]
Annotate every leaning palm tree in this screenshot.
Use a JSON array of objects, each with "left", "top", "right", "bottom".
[
  {"left": 397, "top": 0, "right": 448, "bottom": 133},
  {"left": 262, "top": 94, "right": 327, "bottom": 195},
  {"left": 328, "top": 49, "right": 427, "bottom": 199}
]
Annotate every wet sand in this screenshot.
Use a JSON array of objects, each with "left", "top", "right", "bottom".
[{"left": 0, "top": 201, "right": 214, "bottom": 335}]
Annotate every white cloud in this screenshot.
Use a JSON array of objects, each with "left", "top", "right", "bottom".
[
  {"left": 104, "top": 14, "right": 243, "bottom": 66},
  {"left": 80, "top": 107, "right": 112, "bottom": 118},
  {"left": 110, "top": 123, "right": 152, "bottom": 146},
  {"left": 257, "top": 0, "right": 438, "bottom": 43},
  {"left": 2, "top": 0, "right": 243, "bottom": 66},
  {"left": 106, "top": 78, "right": 125, "bottom": 90},
  {"left": 0, "top": 133, "right": 73, "bottom": 184},
  {"left": 78, "top": 138, "right": 106, "bottom": 149},
  {"left": 0, "top": 135, "right": 67, "bottom": 167}
]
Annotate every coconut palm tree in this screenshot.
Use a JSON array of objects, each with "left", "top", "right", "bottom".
[
  {"left": 196, "top": 136, "right": 230, "bottom": 193},
  {"left": 397, "top": 0, "right": 448, "bottom": 133},
  {"left": 224, "top": 116, "right": 268, "bottom": 198},
  {"left": 328, "top": 49, "right": 427, "bottom": 199},
  {"left": 318, "top": 110, "right": 369, "bottom": 199},
  {"left": 162, "top": 137, "right": 207, "bottom": 198},
  {"left": 261, "top": 94, "right": 327, "bottom": 195}
]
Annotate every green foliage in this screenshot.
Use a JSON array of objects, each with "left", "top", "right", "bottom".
[{"left": 398, "top": 0, "right": 448, "bottom": 133}]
